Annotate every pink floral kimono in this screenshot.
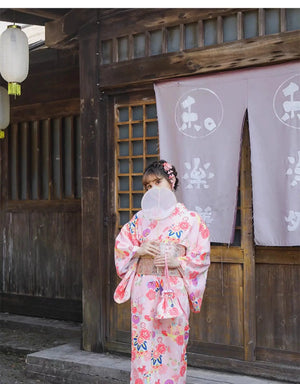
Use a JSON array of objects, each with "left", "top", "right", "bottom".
[{"left": 114, "top": 203, "right": 210, "bottom": 384}]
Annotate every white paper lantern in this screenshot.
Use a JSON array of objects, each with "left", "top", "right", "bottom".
[
  {"left": 0, "top": 24, "right": 29, "bottom": 96},
  {"left": 0, "top": 86, "right": 10, "bottom": 139}
]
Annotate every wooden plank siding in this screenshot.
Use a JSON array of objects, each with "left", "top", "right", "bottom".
[
  {"left": 89, "top": 7, "right": 300, "bottom": 381},
  {"left": 0, "top": 7, "right": 299, "bottom": 381},
  {"left": 0, "top": 49, "right": 82, "bottom": 321}
]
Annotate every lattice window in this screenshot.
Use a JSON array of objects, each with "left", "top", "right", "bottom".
[
  {"left": 101, "top": 8, "right": 300, "bottom": 65},
  {"left": 8, "top": 116, "right": 81, "bottom": 200},
  {"left": 115, "top": 99, "right": 242, "bottom": 244},
  {"left": 115, "top": 101, "right": 159, "bottom": 227}
]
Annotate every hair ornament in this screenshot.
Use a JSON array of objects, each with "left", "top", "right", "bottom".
[{"left": 163, "top": 162, "right": 176, "bottom": 190}]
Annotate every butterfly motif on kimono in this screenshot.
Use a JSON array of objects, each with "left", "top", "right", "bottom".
[
  {"left": 151, "top": 354, "right": 163, "bottom": 366},
  {"left": 168, "top": 229, "right": 183, "bottom": 239},
  {"left": 133, "top": 336, "right": 148, "bottom": 352},
  {"left": 155, "top": 279, "right": 164, "bottom": 295}
]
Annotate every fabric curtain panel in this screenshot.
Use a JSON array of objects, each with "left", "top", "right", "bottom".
[
  {"left": 154, "top": 75, "right": 248, "bottom": 244},
  {"left": 248, "top": 62, "right": 300, "bottom": 246},
  {"left": 154, "top": 61, "right": 300, "bottom": 246}
]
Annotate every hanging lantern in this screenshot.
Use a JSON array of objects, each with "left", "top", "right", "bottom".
[
  {"left": 0, "top": 24, "right": 29, "bottom": 97},
  {"left": 0, "top": 86, "right": 10, "bottom": 139}
]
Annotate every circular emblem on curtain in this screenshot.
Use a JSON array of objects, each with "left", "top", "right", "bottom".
[
  {"left": 273, "top": 74, "right": 300, "bottom": 130},
  {"left": 175, "top": 88, "right": 223, "bottom": 139}
]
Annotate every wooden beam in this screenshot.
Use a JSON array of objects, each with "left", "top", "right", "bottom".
[
  {"left": 45, "top": 19, "right": 76, "bottom": 49},
  {"left": 211, "top": 246, "right": 244, "bottom": 263},
  {"left": 45, "top": 9, "right": 97, "bottom": 49},
  {"left": 3, "top": 200, "right": 80, "bottom": 213},
  {"left": 10, "top": 99, "right": 80, "bottom": 123},
  {"left": 98, "top": 8, "right": 249, "bottom": 40},
  {"left": 1, "top": 293, "right": 82, "bottom": 322},
  {"left": 44, "top": 8, "right": 250, "bottom": 50},
  {"left": 255, "top": 247, "right": 300, "bottom": 264},
  {"left": 12, "top": 8, "right": 66, "bottom": 20},
  {"left": 0, "top": 9, "right": 46, "bottom": 25},
  {"left": 99, "top": 31, "right": 300, "bottom": 89}
]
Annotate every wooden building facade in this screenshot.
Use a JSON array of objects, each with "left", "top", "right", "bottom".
[{"left": 0, "top": 8, "right": 300, "bottom": 382}]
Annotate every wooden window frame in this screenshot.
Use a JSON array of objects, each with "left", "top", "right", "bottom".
[{"left": 115, "top": 99, "right": 159, "bottom": 228}]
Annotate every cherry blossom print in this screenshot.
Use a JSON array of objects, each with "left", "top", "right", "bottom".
[
  {"left": 146, "top": 289, "right": 156, "bottom": 301},
  {"left": 179, "top": 221, "right": 189, "bottom": 230},
  {"left": 114, "top": 202, "right": 210, "bottom": 383}
]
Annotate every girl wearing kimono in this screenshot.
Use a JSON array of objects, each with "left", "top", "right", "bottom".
[{"left": 114, "top": 160, "right": 210, "bottom": 384}]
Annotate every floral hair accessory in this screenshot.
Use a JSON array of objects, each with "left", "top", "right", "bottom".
[{"left": 163, "top": 162, "right": 176, "bottom": 190}]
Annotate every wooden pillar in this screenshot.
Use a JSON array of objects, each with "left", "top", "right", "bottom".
[
  {"left": 79, "top": 19, "right": 108, "bottom": 352},
  {"left": 0, "top": 134, "right": 8, "bottom": 310},
  {"left": 0, "top": 132, "right": 8, "bottom": 206}
]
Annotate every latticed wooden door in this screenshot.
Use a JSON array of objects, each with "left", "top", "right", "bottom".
[{"left": 107, "top": 92, "right": 255, "bottom": 365}]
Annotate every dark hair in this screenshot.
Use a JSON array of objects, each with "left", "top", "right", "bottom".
[{"left": 143, "top": 159, "right": 179, "bottom": 191}]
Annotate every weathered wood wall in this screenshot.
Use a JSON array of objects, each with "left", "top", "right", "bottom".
[
  {"left": 83, "top": 7, "right": 300, "bottom": 381},
  {"left": 0, "top": 48, "right": 82, "bottom": 321},
  {"left": 256, "top": 254, "right": 300, "bottom": 366},
  {"left": 0, "top": 7, "right": 299, "bottom": 381}
]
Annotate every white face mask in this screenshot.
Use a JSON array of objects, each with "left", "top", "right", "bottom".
[{"left": 141, "top": 186, "right": 177, "bottom": 220}]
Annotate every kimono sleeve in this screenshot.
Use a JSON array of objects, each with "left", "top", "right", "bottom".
[
  {"left": 114, "top": 213, "right": 141, "bottom": 279},
  {"left": 114, "top": 213, "right": 141, "bottom": 304},
  {"left": 180, "top": 212, "right": 210, "bottom": 313}
]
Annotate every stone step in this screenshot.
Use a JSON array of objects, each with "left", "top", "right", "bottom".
[
  {"left": 26, "top": 343, "right": 129, "bottom": 384},
  {"left": 26, "top": 343, "right": 288, "bottom": 384},
  {"left": 0, "top": 313, "right": 294, "bottom": 384}
]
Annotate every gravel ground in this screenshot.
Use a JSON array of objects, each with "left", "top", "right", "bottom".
[
  {"left": 0, "top": 315, "right": 80, "bottom": 384},
  {"left": 0, "top": 327, "right": 76, "bottom": 354},
  {"left": 0, "top": 350, "right": 46, "bottom": 384}
]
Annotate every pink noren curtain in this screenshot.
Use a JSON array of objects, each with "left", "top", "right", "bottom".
[{"left": 154, "top": 61, "right": 300, "bottom": 246}]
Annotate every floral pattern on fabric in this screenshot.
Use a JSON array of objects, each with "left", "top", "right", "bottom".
[
  {"left": 131, "top": 275, "right": 190, "bottom": 384},
  {"left": 114, "top": 203, "right": 210, "bottom": 383}
]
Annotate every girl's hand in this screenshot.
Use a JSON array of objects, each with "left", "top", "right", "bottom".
[
  {"left": 135, "top": 242, "right": 160, "bottom": 258},
  {"left": 154, "top": 253, "right": 180, "bottom": 268}
]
